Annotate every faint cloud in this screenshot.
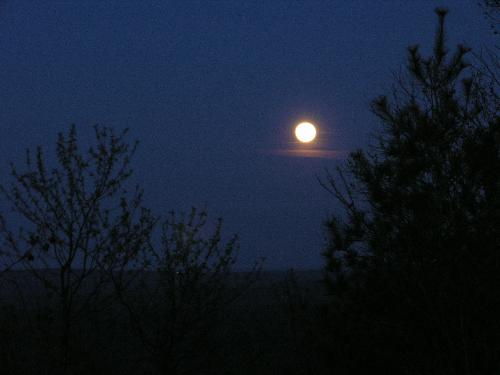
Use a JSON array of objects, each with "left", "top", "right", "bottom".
[{"left": 261, "top": 148, "right": 349, "bottom": 159}]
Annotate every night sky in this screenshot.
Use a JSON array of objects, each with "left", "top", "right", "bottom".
[{"left": 0, "top": 1, "right": 495, "bottom": 270}]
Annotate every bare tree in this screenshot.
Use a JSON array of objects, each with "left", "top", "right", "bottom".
[
  {"left": 113, "top": 207, "right": 262, "bottom": 375},
  {"left": 0, "top": 125, "right": 155, "bottom": 373}
]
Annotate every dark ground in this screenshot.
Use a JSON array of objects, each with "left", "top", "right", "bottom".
[{"left": 0, "top": 269, "right": 328, "bottom": 375}]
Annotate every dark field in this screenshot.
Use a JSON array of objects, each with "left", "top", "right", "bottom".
[{"left": 0, "top": 270, "right": 329, "bottom": 375}]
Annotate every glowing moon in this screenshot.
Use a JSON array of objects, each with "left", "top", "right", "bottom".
[{"left": 295, "top": 122, "right": 317, "bottom": 143}]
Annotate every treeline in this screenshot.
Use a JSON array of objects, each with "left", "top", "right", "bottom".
[{"left": 1, "top": 8, "right": 500, "bottom": 375}]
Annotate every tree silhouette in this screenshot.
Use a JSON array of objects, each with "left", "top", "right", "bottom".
[
  {"left": 479, "top": 0, "right": 500, "bottom": 34},
  {"left": 321, "top": 9, "right": 500, "bottom": 374},
  {"left": 112, "top": 207, "right": 262, "bottom": 374},
  {"left": 0, "top": 125, "right": 155, "bottom": 373}
]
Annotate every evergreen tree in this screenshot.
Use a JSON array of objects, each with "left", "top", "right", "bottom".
[{"left": 321, "top": 9, "right": 500, "bottom": 374}]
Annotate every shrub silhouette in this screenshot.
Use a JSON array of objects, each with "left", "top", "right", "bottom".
[{"left": 112, "top": 207, "right": 262, "bottom": 374}]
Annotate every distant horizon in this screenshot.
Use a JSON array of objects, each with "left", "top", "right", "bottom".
[{"left": 1, "top": 266, "right": 324, "bottom": 273}]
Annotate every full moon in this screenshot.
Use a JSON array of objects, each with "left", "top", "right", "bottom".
[{"left": 295, "top": 122, "right": 317, "bottom": 143}]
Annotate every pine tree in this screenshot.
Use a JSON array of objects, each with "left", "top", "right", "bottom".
[{"left": 321, "top": 9, "right": 500, "bottom": 374}]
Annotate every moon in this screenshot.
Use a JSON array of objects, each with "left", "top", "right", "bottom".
[{"left": 295, "top": 122, "right": 317, "bottom": 143}]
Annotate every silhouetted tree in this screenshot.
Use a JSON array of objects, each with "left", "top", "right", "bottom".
[
  {"left": 479, "top": 0, "right": 500, "bottom": 34},
  {"left": 0, "top": 125, "right": 155, "bottom": 373},
  {"left": 112, "top": 207, "right": 262, "bottom": 375},
  {"left": 321, "top": 9, "right": 500, "bottom": 374}
]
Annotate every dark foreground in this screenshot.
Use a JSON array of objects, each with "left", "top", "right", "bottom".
[{"left": 0, "top": 270, "right": 329, "bottom": 375}]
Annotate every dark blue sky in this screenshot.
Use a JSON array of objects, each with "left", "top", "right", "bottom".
[{"left": 0, "top": 1, "right": 496, "bottom": 270}]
